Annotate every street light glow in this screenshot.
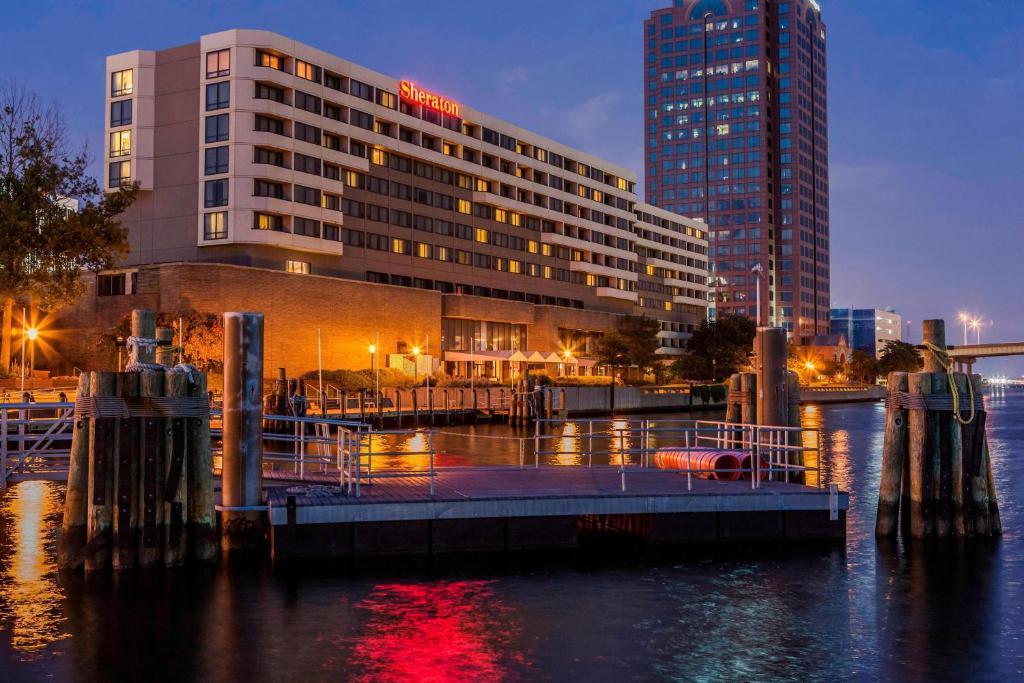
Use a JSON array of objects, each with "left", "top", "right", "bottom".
[
  {"left": 368, "top": 343, "right": 376, "bottom": 354},
  {"left": 804, "top": 361, "right": 816, "bottom": 371},
  {"left": 411, "top": 346, "right": 420, "bottom": 356},
  {"left": 26, "top": 327, "right": 38, "bottom": 341}
]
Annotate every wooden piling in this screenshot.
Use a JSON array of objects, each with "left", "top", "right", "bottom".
[
  {"left": 58, "top": 372, "right": 91, "bottom": 569},
  {"left": 112, "top": 372, "right": 139, "bottom": 570},
  {"left": 725, "top": 374, "right": 741, "bottom": 425},
  {"left": 85, "top": 371, "right": 117, "bottom": 571},
  {"left": 739, "top": 373, "right": 756, "bottom": 426},
  {"left": 907, "top": 371, "right": 933, "bottom": 538},
  {"left": 186, "top": 370, "right": 217, "bottom": 562},
  {"left": 950, "top": 372, "right": 967, "bottom": 536},
  {"left": 155, "top": 327, "right": 175, "bottom": 367},
  {"left": 132, "top": 310, "right": 157, "bottom": 365},
  {"left": 921, "top": 320, "right": 946, "bottom": 373},
  {"left": 931, "top": 372, "right": 950, "bottom": 538},
  {"left": 754, "top": 328, "right": 788, "bottom": 427},
  {"left": 875, "top": 372, "right": 908, "bottom": 537},
  {"left": 163, "top": 369, "right": 189, "bottom": 566},
  {"left": 138, "top": 370, "right": 166, "bottom": 568}
]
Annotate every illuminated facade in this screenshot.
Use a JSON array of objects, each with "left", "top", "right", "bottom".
[
  {"left": 829, "top": 307, "right": 902, "bottom": 359},
  {"left": 100, "top": 30, "right": 707, "bottom": 376},
  {"left": 644, "top": 0, "right": 829, "bottom": 337}
]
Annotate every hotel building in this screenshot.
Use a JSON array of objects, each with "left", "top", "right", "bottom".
[
  {"left": 75, "top": 29, "right": 708, "bottom": 378},
  {"left": 829, "top": 307, "right": 902, "bottom": 359},
  {"left": 644, "top": 0, "right": 829, "bottom": 337}
]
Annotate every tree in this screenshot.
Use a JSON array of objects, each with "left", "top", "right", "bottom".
[
  {"left": 848, "top": 350, "right": 880, "bottom": 384},
  {"left": 594, "top": 315, "right": 662, "bottom": 379},
  {"left": 670, "top": 314, "right": 756, "bottom": 382},
  {"left": 111, "top": 311, "right": 224, "bottom": 372},
  {"left": 878, "top": 340, "right": 923, "bottom": 376},
  {"left": 0, "top": 81, "right": 137, "bottom": 372}
]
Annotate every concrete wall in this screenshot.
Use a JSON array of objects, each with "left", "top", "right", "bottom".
[{"left": 559, "top": 386, "right": 725, "bottom": 414}]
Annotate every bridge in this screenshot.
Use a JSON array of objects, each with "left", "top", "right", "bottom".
[{"left": 945, "top": 342, "right": 1024, "bottom": 373}]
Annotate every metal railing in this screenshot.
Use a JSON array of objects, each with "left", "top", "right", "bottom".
[{"left": 1, "top": 402, "right": 76, "bottom": 487}]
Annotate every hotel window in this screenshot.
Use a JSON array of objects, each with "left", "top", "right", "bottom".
[
  {"left": 350, "top": 110, "right": 373, "bottom": 130},
  {"left": 474, "top": 178, "right": 489, "bottom": 192},
  {"left": 457, "top": 174, "right": 472, "bottom": 190},
  {"left": 323, "top": 223, "right": 341, "bottom": 241},
  {"left": 509, "top": 259, "right": 522, "bottom": 274},
  {"left": 110, "top": 69, "right": 132, "bottom": 97},
  {"left": 341, "top": 228, "right": 363, "bottom": 246},
  {"left": 295, "top": 60, "right": 321, "bottom": 83},
  {"left": 204, "top": 179, "right": 228, "bottom": 207},
  {"left": 285, "top": 260, "right": 310, "bottom": 274},
  {"left": 457, "top": 199, "right": 472, "bottom": 214},
  {"left": 295, "top": 90, "right": 321, "bottom": 114},
  {"left": 205, "top": 114, "right": 229, "bottom": 143},
  {"left": 474, "top": 228, "right": 489, "bottom": 243},
  {"left": 391, "top": 238, "right": 409, "bottom": 255},
  {"left": 108, "top": 160, "right": 130, "bottom": 188},
  {"left": 205, "top": 82, "right": 230, "bottom": 111},
  {"left": 254, "top": 212, "right": 283, "bottom": 231},
  {"left": 324, "top": 72, "right": 344, "bottom": 92},
  {"left": 294, "top": 122, "right": 320, "bottom": 145},
  {"left": 254, "top": 147, "right": 285, "bottom": 167},
  {"left": 343, "top": 170, "right": 364, "bottom": 188},
  {"left": 203, "top": 211, "right": 227, "bottom": 240},
  {"left": 294, "top": 185, "right": 321, "bottom": 207},
  {"left": 204, "top": 146, "right": 229, "bottom": 175},
  {"left": 322, "top": 193, "right": 341, "bottom": 211},
  {"left": 294, "top": 153, "right": 320, "bottom": 176},
  {"left": 375, "top": 89, "right": 397, "bottom": 109},
  {"left": 373, "top": 120, "right": 392, "bottom": 136},
  {"left": 435, "top": 246, "right": 450, "bottom": 262},
  {"left": 206, "top": 49, "right": 230, "bottom": 78},
  {"left": 109, "top": 130, "right": 131, "bottom": 158},
  {"left": 527, "top": 240, "right": 539, "bottom": 254},
  {"left": 542, "top": 244, "right": 553, "bottom": 257},
  {"left": 322, "top": 132, "right": 341, "bottom": 151},
  {"left": 324, "top": 163, "right": 341, "bottom": 181},
  {"left": 616, "top": 177, "right": 628, "bottom": 191},
  {"left": 416, "top": 242, "right": 431, "bottom": 259},
  {"left": 256, "top": 50, "right": 284, "bottom": 71},
  {"left": 543, "top": 266, "right": 553, "bottom": 279},
  {"left": 293, "top": 217, "right": 320, "bottom": 237},
  {"left": 254, "top": 115, "right": 285, "bottom": 136},
  {"left": 254, "top": 82, "right": 285, "bottom": 103},
  {"left": 350, "top": 79, "right": 373, "bottom": 101},
  {"left": 494, "top": 209, "right": 507, "bottom": 223},
  {"left": 510, "top": 213, "right": 522, "bottom": 227},
  {"left": 110, "top": 100, "right": 132, "bottom": 127},
  {"left": 370, "top": 148, "right": 388, "bottom": 166},
  {"left": 253, "top": 179, "right": 285, "bottom": 199}
]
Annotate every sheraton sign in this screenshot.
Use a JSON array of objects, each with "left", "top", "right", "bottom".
[{"left": 399, "top": 80, "right": 461, "bottom": 118}]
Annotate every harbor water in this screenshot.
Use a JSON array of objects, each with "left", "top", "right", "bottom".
[{"left": 1, "top": 389, "right": 1022, "bottom": 681}]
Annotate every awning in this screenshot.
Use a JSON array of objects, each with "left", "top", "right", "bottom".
[{"left": 443, "top": 350, "right": 512, "bottom": 362}]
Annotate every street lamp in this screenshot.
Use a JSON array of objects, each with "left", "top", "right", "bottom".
[
  {"left": 411, "top": 345, "right": 420, "bottom": 384},
  {"left": 958, "top": 312, "right": 970, "bottom": 345},
  {"left": 970, "top": 318, "right": 982, "bottom": 345}
]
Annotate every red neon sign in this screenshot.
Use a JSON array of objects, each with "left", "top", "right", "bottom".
[{"left": 399, "top": 80, "right": 461, "bottom": 117}]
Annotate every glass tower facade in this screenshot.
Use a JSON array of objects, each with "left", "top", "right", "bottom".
[{"left": 644, "top": 0, "right": 829, "bottom": 336}]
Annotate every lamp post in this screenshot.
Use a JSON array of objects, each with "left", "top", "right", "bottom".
[
  {"left": 411, "top": 345, "right": 420, "bottom": 385},
  {"left": 28, "top": 326, "right": 37, "bottom": 391},
  {"left": 971, "top": 318, "right": 982, "bottom": 345},
  {"left": 958, "top": 312, "right": 970, "bottom": 346}
]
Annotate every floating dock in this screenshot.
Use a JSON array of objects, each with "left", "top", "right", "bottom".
[{"left": 268, "top": 468, "right": 847, "bottom": 559}]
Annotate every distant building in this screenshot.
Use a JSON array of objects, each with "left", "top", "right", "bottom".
[
  {"left": 800, "top": 333, "right": 849, "bottom": 365},
  {"left": 829, "top": 307, "right": 902, "bottom": 358}
]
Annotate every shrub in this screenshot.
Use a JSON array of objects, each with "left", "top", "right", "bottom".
[
  {"left": 550, "top": 375, "right": 613, "bottom": 387},
  {"left": 301, "top": 367, "right": 418, "bottom": 390}
]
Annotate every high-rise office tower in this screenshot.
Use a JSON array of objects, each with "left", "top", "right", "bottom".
[{"left": 644, "top": 0, "right": 829, "bottom": 337}]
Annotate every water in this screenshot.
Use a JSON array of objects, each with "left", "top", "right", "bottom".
[{"left": 2, "top": 391, "right": 1023, "bottom": 681}]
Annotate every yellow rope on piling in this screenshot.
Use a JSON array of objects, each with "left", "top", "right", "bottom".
[{"left": 924, "top": 342, "right": 976, "bottom": 425}]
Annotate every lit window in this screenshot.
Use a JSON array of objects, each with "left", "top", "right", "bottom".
[
  {"left": 509, "top": 259, "right": 522, "bottom": 274},
  {"left": 542, "top": 244, "right": 553, "bottom": 257},
  {"left": 664, "top": 301, "right": 673, "bottom": 311},
  {"left": 616, "top": 177, "right": 628, "bottom": 191},
  {"left": 285, "top": 260, "right": 310, "bottom": 274},
  {"left": 391, "top": 238, "right": 407, "bottom": 254},
  {"left": 370, "top": 148, "right": 387, "bottom": 165},
  {"left": 254, "top": 212, "right": 282, "bottom": 231},
  {"left": 577, "top": 163, "right": 586, "bottom": 175},
  {"left": 257, "top": 50, "right": 284, "bottom": 71},
  {"left": 204, "top": 211, "right": 227, "bottom": 240},
  {"left": 495, "top": 209, "right": 507, "bottom": 223},
  {"left": 475, "top": 178, "right": 489, "bottom": 192},
  {"left": 344, "top": 170, "right": 362, "bottom": 187},
  {"left": 108, "top": 160, "right": 130, "bottom": 188},
  {"left": 377, "top": 91, "right": 397, "bottom": 108},
  {"left": 577, "top": 185, "right": 588, "bottom": 198},
  {"left": 645, "top": 264, "right": 656, "bottom": 276},
  {"left": 586, "top": 274, "right": 597, "bottom": 287},
  {"left": 111, "top": 69, "right": 133, "bottom": 97},
  {"left": 206, "top": 49, "right": 230, "bottom": 78},
  {"left": 592, "top": 189, "right": 603, "bottom": 202},
  {"left": 442, "top": 142, "right": 454, "bottom": 156},
  {"left": 457, "top": 199, "right": 472, "bottom": 214},
  {"left": 296, "top": 60, "right": 319, "bottom": 82},
  {"left": 416, "top": 243, "right": 431, "bottom": 258},
  {"left": 474, "top": 228, "right": 489, "bottom": 243},
  {"left": 495, "top": 258, "right": 507, "bottom": 272},
  {"left": 543, "top": 266, "right": 553, "bottom": 279},
  {"left": 436, "top": 246, "right": 450, "bottom": 261},
  {"left": 109, "top": 130, "right": 131, "bottom": 158},
  {"left": 510, "top": 213, "right": 522, "bottom": 227},
  {"left": 527, "top": 240, "right": 539, "bottom": 254}
]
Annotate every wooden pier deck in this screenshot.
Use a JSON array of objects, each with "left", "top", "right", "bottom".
[{"left": 267, "top": 468, "right": 847, "bottom": 559}]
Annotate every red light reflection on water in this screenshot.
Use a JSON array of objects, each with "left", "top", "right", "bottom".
[{"left": 343, "top": 580, "right": 524, "bottom": 682}]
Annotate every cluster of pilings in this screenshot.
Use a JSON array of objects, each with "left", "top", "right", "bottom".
[
  {"left": 724, "top": 327, "right": 802, "bottom": 432},
  {"left": 58, "top": 310, "right": 216, "bottom": 571},
  {"left": 875, "top": 320, "right": 1002, "bottom": 539}
]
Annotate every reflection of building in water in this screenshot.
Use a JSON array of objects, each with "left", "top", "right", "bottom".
[
  {"left": 607, "top": 419, "right": 633, "bottom": 466},
  {"left": 0, "top": 481, "right": 67, "bottom": 654},
  {"left": 555, "top": 422, "right": 582, "bottom": 467}
]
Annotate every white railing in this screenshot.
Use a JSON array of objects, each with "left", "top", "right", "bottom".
[{"left": 1, "top": 402, "right": 76, "bottom": 488}]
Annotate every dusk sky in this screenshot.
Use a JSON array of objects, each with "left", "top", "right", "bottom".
[{"left": 3, "top": 0, "right": 1022, "bottom": 374}]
